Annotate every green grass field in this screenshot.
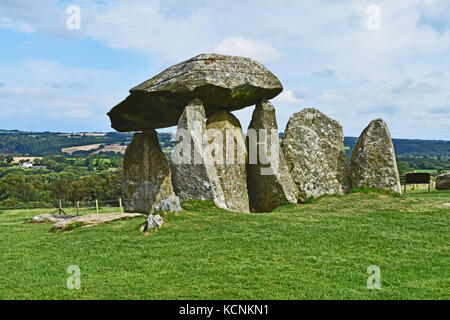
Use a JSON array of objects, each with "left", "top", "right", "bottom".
[{"left": 0, "top": 190, "right": 449, "bottom": 300}]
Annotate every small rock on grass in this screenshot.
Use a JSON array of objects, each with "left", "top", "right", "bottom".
[{"left": 140, "top": 214, "right": 164, "bottom": 232}]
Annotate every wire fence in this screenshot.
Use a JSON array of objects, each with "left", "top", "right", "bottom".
[
  {"left": 0, "top": 173, "right": 443, "bottom": 213},
  {"left": 0, "top": 198, "right": 126, "bottom": 214}
]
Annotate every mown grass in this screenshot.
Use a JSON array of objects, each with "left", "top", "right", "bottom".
[{"left": 0, "top": 190, "right": 449, "bottom": 300}]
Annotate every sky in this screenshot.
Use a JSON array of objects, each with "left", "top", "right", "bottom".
[{"left": 0, "top": 0, "right": 449, "bottom": 139}]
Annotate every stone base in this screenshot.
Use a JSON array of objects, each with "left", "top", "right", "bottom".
[{"left": 122, "top": 130, "right": 176, "bottom": 213}]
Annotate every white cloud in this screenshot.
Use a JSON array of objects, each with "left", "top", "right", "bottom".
[
  {"left": 49, "top": 101, "right": 90, "bottom": 109},
  {"left": 320, "top": 93, "right": 346, "bottom": 102},
  {"left": 1, "top": 0, "right": 450, "bottom": 138},
  {"left": 0, "top": 0, "right": 89, "bottom": 38},
  {"left": 86, "top": 0, "right": 217, "bottom": 62},
  {"left": 0, "top": 16, "right": 33, "bottom": 33},
  {"left": 64, "top": 109, "right": 92, "bottom": 119},
  {"left": 426, "top": 106, "right": 450, "bottom": 114},
  {"left": 273, "top": 90, "right": 303, "bottom": 104},
  {"left": 0, "top": 59, "right": 121, "bottom": 131},
  {"left": 214, "top": 37, "right": 283, "bottom": 63},
  {"left": 418, "top": 0, "right": 450, "bottom": 34},
  {"left": 0, "top": 86, "right": 43, "bottom": 96}
]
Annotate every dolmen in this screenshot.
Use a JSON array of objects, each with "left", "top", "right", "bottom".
[
  {"left": 110, "top": 53, "right": 287, "bottom": 213},
  {"left": 108, "top": 53, "right": 403, "bottom": 215}
]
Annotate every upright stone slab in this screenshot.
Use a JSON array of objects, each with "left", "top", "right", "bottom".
[
  {"left": 436, "top": 173, "right": 450, "bottom": 190},
  {"left": 351, "top": 119, "right": 402, "bottom": 194},
  {"left": 122, "top": 130, "right": 176, "bottom": 213},
  {"left": 205, "top": 111, "right": 250, "bottom": 213},
  {"left": 247, "top": 99, "right": 298, "bottom": 212},
  {"left": 282, "top": 108, "right": 351, "bottom": 199},
  {"left": 171, "top": 98, "right": 226, "bottom": 208}
]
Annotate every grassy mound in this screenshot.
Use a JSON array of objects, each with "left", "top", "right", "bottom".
[{"left": 0, "top": 190, "right": 448, "bottom": 300}]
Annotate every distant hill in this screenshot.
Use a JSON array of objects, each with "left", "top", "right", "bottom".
[
  {"left": 0, "top": 130, "right": 133, "bottom": 156},
  {"left": 1, "top": 129, "right": 449, "bottom": 160},
  {"left": 343, "top": 137, "right": 450, "bottom": 159},
  {"left": 342, "top": 137, "right": 450, "bottom": 173}
]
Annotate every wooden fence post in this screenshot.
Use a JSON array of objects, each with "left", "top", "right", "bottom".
[
  {"left": 76, "top": 201, "right": 80, "bottom": 215},
  {"left": 96, "top": 199, "right": 99, "bottom": 214},
  {"left": 119, "top": 198, "right": 123, "bottom": 213}
]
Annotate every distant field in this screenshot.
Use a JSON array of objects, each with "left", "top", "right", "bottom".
[
  {"left": 0, "top": 129, "right": 133, "bottom": 156},
  {"left": 92, "top": 144, "right": 127, "bottom": 155},
  {"left": 11, "top": 156, "right": 43, "bottom": 163},
  {"left": 58, "top": 133, "right": 106, "bottom": 137},
  {"left": 62, "top": 143, "right": 127, "bottom": 155},
  {"left": 61, "top": 144, "right": 103, "bottom": 155},
  {"left": 0, "top": 189, "right": 448, "bottom": 300}
]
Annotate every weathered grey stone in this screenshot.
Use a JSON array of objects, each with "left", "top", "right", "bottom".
[
  {"left": 351, "top": 119, "right": 402, "bottom": 194},
  {"left": 282, "top": 108, "right": 351, "bottom": 199},
  {"left": 48, "top": 212, "right": 142, "bottom": 232},
  {"left": 205, "top": 111, "right": 250, "bottom": 213},
  {"left": 247, "top": 99, "right": 298, "bottom": 212},
  {"left": 171, "top": 98, "right": 225, "bottom": 207},
  {"left": 29, "top": 214, "right": 76, "bottom": 223},
  {"left": 154, "top": 195, "right": 182, "bottom": 213},
  {"left": 436, "top": 173, "right": 450, "bottom": 190},
  {"left": 140, "top": 214, "right": 164, "bottom": 232},
  {"left": 123, "top": 130, "right": 176, "bottom": 213},
  {"left": 108, "top": 53, "right": 283, "bottom": 131}
]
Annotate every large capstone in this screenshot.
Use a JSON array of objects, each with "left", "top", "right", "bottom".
[
  {"left": 122, "top": 130, "right": 176, "bottom": 213},
  {"left": 171, "top": 98, "right": 226, "bottom": 208},
  {"left": 282, "top": 108, "right": 351, "bottom": 199},
  {"left": 205, "top": 111, "right": 250, "bottom": 213},
  {"left": 350, "top": 119, "right": 402, "bottom": 194},
  {"left": 108, "top": 53, "right": 283, "bottom": 131},
  {"left": 247, "top": 99, "right": 298, "bottom": 212},
  {"left": 435, "top": 173, "right": 450, "bottom": 190}
]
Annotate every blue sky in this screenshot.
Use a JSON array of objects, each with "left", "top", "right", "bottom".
[{"left": 0, "top": 0, "right": 449, "bottom": 139}]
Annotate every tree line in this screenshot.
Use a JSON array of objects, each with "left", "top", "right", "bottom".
[
  {"left": 0, "top": 131, "right": 132, "bottom": 156},
  {"left": 0, "top": 155, "right": 123, "bottom": 208}
]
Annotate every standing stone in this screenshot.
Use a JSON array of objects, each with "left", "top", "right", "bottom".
[
  {"left": 171, "top": 98, "right": 226, "bottom": 208},
  {"left": 122, "top": 130, "right": 176, "bottom": 213},
  {"left": 282, "top": 108, "right": 351, "bottom": 199},
  {"left": 205, "top": 111, "right": 250, "bottom": 213},
  {"left": 350, "top": 119, "right": 402, "bottom": 194},
  {"left": 435, "top": 173, "right": 450, "bottom": 190},
  {"left": 247, "top": 99, "right": 298, "bottom": 212}
]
